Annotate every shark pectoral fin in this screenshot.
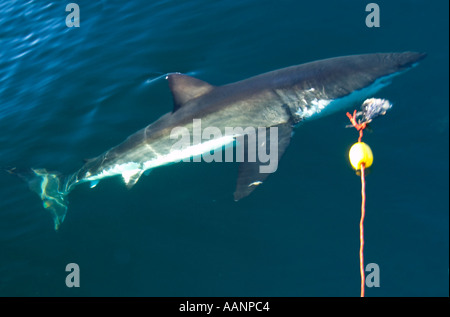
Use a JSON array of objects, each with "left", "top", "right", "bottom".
[
  {"left": 122, "top": 170, "right": 143, "bottom": 189},
  {"left": 90, "top": 180, "right": 99, "bottom": 188},
  {"left": 234, "top": 123, "right": 293, "bottom": 201}
]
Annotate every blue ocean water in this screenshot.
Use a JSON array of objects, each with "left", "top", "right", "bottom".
[{"left": 0, "top": 0, "right": 448, "bottom": 296}]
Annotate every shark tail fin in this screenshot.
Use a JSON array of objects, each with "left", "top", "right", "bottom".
[{"left": 7, "top": 167, "right": 70, "bottom": 230}]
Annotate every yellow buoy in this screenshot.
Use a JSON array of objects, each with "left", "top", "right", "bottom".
[{"left": 349, "top": 142, "right": 373, "bottom": 170}]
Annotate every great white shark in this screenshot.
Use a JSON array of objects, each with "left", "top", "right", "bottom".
[{"left": 11, "top": 52, "right": 425, "bottom": 229}]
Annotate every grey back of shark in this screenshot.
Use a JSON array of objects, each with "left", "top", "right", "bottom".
[{"left": 14, "top": 52, "right": 426, "bottom": 229}]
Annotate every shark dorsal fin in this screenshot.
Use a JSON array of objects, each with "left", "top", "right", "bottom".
[{"left": 167, "top": 73, "right": 214, "bottom": 112}]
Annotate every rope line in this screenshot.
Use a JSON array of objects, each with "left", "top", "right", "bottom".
[
  {"left": 346, "top": 109, "right": 368, "bottom": 298},
  {"left": 359, "top": 163, "right": 366, "bottom": 297}
]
